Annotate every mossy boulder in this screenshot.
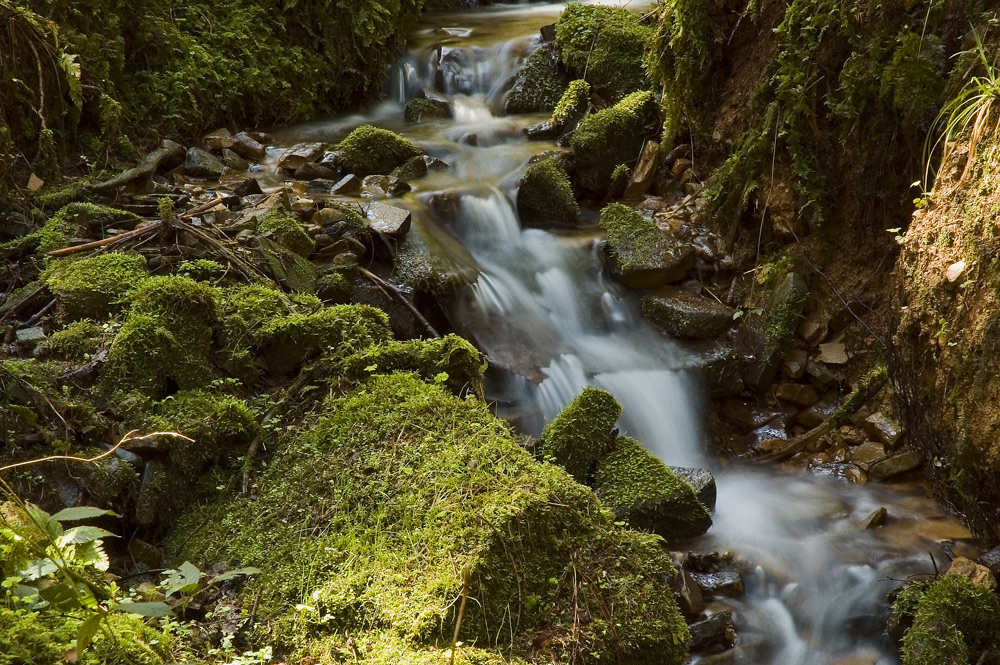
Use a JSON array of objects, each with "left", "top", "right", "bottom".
[
  {"left": 600, "top": 203, "right": 694, "bottom": 289},
  {"left": 517, "top": 158, "right": 579, "bottom": 228},
  {"left": 256, "top": 236, "right": 319, "bottom": 293},
  {"left": 505, "top": 42, "right": 570, "bottom": 115},
  {"left": 540, "top": 386, "right": 622, "bottom": 484},
  {"left": 257, "top": 205, "right": 315, "bottom": 257},
  {"left": 36, "top": 319, "right": 103, "bottom": 360},
  {"left": 641, "top": 286, "right": 736, "bottom": 340},
  {"left": 740, "top": 272, "right": 809, "bottom": 392},
  {"left": 554, "top": 2, "right": 653, "bottom": 101},
  {"left": 404, "top": 98, "right": 449, "bottom": 123},
  {"left": 892, "top": 574, "right": 1000, "bottom": 665},
  {"left": 335, "top": 124, "right": 423, "bottom": 176},
  {"left": 550, "top": 78, "right": 590, "bottom": 131},
  {"left": 571, "top": 90, "right": 660, "bottom": 194},
  {"left": 594, "top": 436, "right": 713, "bottom": 540},
  {"left": 173, "top": 373, "right": 689, "bottom": 664},
  {"left": 44, "top": 252, "right": 149, "bottom": 322}
]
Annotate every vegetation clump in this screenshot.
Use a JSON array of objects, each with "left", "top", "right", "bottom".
[
  {"left": 594, "top": 436, "right": 712, "bottom": 540},
  {"left": 44, "top": 252, "right": 149, "bottom": 322},
  {"left": 517, "top": 158, "right": 579, "bottom": 228},
  {"left": 36, "top": 319, "right": 103, "bottom": 360},
  {"left": 555, "top": 3, "right": 654, "bottom": 101},
  {"left": 335, "top": 124, "right": 423, "bottom": 176},
  {"left": 257, "top": 205, "right": 315, "bottom": 257},
  {"left": 0, "top": 203, "right": 138, "bottom": 260},
  {"left": 599, "top": 203, "right": 677, "bottom": 287},
  {"left": 540, "top": 386, "right": 622, "bottom": 483},
  {"left": 404, "top": 98, "right": 449, "bottom": 123},
  {"left": 550, "top": 78, "right": 590, "bottom": 130}
]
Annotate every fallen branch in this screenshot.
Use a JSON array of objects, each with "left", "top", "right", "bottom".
[
  {"left": 89, "top": 143, "right": 185, "bottom": 194},
  {"left": 359, "top": 266, "right": 440, "bottom": 338},
  {"left": 44, "top": 220, "right": 164, "bottom": 258},
  {"left": 0, "top": 283, "right": 46, "bottom": 322}
]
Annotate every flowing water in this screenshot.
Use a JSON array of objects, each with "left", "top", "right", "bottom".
[{"left": 268, "top": 3, "right": 973, "bottom": 663}]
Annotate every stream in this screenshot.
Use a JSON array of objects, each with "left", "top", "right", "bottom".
[{"left": 267, "top": 3, "right": 973, "bottom": 663}]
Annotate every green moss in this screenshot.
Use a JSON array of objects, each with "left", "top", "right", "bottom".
[
  {"left": 599, "top": 202, "right": 672, "bottom": 274},
  {"left": 44, "top": 252, "right": 149, "bottom": 322},
  {"left": 86, "top": 612, "right": 176, "bottom": 664},
  {"left": 571, "top": 90, "right": 660, "bottom": 193},
  {"left": 335, "top": 124, "right": 423, "bottom": 176},
  {"left": 257, "top": 236, "right": 319, "bottom": 294},
  {"left": 257, "top": 205, "right": 315, "bottom": 257},
  {"left": 173, "top": 373, "right": 689, "bottom": 664},
  {"left": 594, "top": 436, "right": 712, "bottom": 540},
  {"left": 316, "top": 270, "right": 354, "bottom": 303},
  {"left": 36, "top": 319, "right": 103, "bottom": 360},
  {"left": 550, "top": 79, "right": 590, "bottom": 129},
  {"left": 505, "top": 43, "right": 570, "bottom": 114},
  {"left": 148, "top": 390, "right": 257, "bottom": 474},
  {"left": 517, "top": 158, "right": 579, "bottom": 227},
  {"left": 555, "top": 2, "right": 653, "bottom": 101},
  {"left": 177, "top": 258, "right": 227, "bottom": 282},
  {"left": 0, "top": 606, "right": 74, "bottom": 665},
  {"left": 0, "top": 204, "right": 139, "bottom": 260},
  {"left": 540, "top": 386, "right": 622, "bottom": 484},
  {"left": 321, "top": 202, "right": 371, "bottom": 243},
  {"left": 896, "top": 574, "right": 1000, "bottom": 665},
  {"left": 404, "top": 98, "right": 448, "bottom": 123}
]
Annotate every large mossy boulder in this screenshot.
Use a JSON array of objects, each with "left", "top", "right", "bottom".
[
  {"left": 504, "top": 42, "right": 570, "bottom": 115},
  {"left": 554, "top": 2, "right": 653, "bottom": 101},
  {"left": 517, "top": 158, "right": 579, "bottom": 228},
  {"left": 600, "top": 203, "right": 694, "bottom": 289},
  {"left": 594, "top": 436, "right": 712, "bottom": 540},
  {"left": 45, "top": 252, "right": 149, "bottom": 322},
  {"left": 540, "top": 386, "right": 621, "bottom": 484},
  {"left": 571, "top": 90, "right": 660, "bottom": 195},
  {"left": 642, "top": 286, "right": 735, "bottom": 340},
  {"left": 335, "top": 124, "right": 423, "bottom": 176},
  {"left": 173, "top": 373, "right": 690, "bottom": 665}
]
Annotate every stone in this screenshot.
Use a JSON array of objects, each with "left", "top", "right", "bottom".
[
  {"left": 424, "top": 156, "right": 449, "bottom": 171},
  {"left": 417, "top": 89, "right": 452, "bottom": 115},
  {"left": 738, "top": 272, "right": 810, "bottom": 392},
  {"left": 688, "top": 610, "right": 737, "bottom": 651},
  {"left": 979, "top": 546, "right": 1000, "bottom": 577},
  {"left": 719, "top": 398, "right": 784, "bottom": 432},
  {"left": 362, "top": 174, "right": 411, "bottom": 197},
  {"left": 817, "top": 341, "right": 849, "bottom": 364},
  {"left": 863, "top": 411, "right": 903, "bottom": 448},
  {"left": 689, "top": 571, "right": 743, "bottom": 598},
  {"left": 781, "top": 348, "right": 808, "bottom": 378},
  {"left": 232, "top": 176, "right": 263, "bottom": 197},
  {"left": 797, "top": 314, "right": 829, "bottom": 346},
  {"left": 392, "top": 155, "right": 428, "bottom": 180},
  {"left": 797, "top": 393, "right": 838, "bottom": 429},
  {"left": 277, "top": 143, "right": 325, "bottom": 171},
  {"left": 525, "top": 121, "right": 561, "bottom": 141},
  {"left": 601, "top": 204, "right": 695, "bottom": 288},
  {"left": 203, "top": 127, "right": 235, "bottom": 151},
  {"left": 912, "top": 520, "right": 972, "bottom": 541},
  {"left": 184, "top": 147, "right": 225, "bottom": 179},
  {"left": 505, "top": 42, "right": 570, "bottom": 115},
  {"left": 671, "top": 569, "right": 704, "bottom": 616},
  {"left": 572, "top": 91, "right": 660, "bottom": 194},
  {"left": 687, "top": 340, "right": 744, "bottom": 397},
  {"left": 517, "top": 158, "right": 579, "bottom": 228},
  {"left": 127, "top": 537, "right": 164, "bottom": 568},
  {"left": 641, "top": 286, "right": 734, "bottom": 340},
  {"left": 849, "top": 441, "right": 886, "bottom": 469},
  {"left": 405, "top": 98, "right": 450, "bottom": 123},
  {"left": 774, "top": 382, "right": 820, "bottom": 406},
  {"left": 947, "top": 556, "right": 996, "bottom": 589},
  {"left": 365, "top": 202, "right": 412, "bottom": 237},
  {"left": 220, "top": 148, "right": 247, "bottom": 171},
  {"left": 863, "top": 507, "right": 887, "bottom": 529},
  {"left": 136, "top": 459, "right": 168, "bottom": 528},
  {"left": 671, "top": 467, "right": 717, "bottom": 512},
  {"left": 945, "top": 259, "right": 966, "bottom": 282},
  {"left": 867, "top": 449, "right": 924, "bottom": 481},
  {"left": 295, "top": 162, "right": 339, "bottom": 181},
  {"left": 15, "top": 326, "right": 45, "bottom": 343},
  {"left": 623, "top": 140, "right": 660, "bottom": 200},
  {"left": 232, "top": 131, "right": 267, "bottom": 160},
  {"left": 332, "top": 174, "right": 362, "bottom": 194},
  {"left": 804, "top": 359, "right": 839, "bottom": 389},
  {"left": 684, "top": 551, "right": 735, "bottom": 573}
]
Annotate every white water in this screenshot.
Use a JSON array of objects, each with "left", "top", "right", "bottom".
[{"left": 270, "top": 4, "right": 971, "bottom": 663}]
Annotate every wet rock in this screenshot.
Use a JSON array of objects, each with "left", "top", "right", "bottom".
[
  {"left": 572, "top": 91, "right": 660, "bottom": 194},
  {"left": 641, "top": 286, "right": 734, "bottom": 340},
  {"left": 774, "top": 382, "right": 819, "bottom": 406},
  {"left": 203, "top": 127, "right": 235, "bottom": 151},
  {"left": 424, "top": 155, "right": 449, "bottom": 171},
  {"left": 525, "top": 120, "right": 561, "bottom": 141},
  {"left": 517, "top": 158, "right": 579, "bottom": 228},
  {"left": 743, "top": 418, "right": 788, "bottom": 454},
  {"left": 277, "top": 143, "right": 325, "bottom": 171},
  {"left": 781, "top": 348, "right": 808, "bottom": 379},
  {"left": 684, "top": 551, "right": 735, "bottom": 574},
  {"left": 331, "top": 174, "right": 362, "bottom": 194},
  {"left": 361, "top": 174, "right": 411, "bottom": 197},
  {"left": 817, "top": 341, "right": 849, "bottom": 364},
  {"left": 232, "top": 131, "right": 266, "bottom": 160},
  {"left": 671, "top": 569, "right": 705, "bottom": 616},
  {"left": 689, "top": 571, "right": 743, "bottom": 598},
  {"left": 365, "top": 202, "right": 412, "bottom": 237},
  {"left": 867, "top": 449, "right": 924, "bottom": 481},
  {"left": 392, "top": 155, "right": 429, "bottom": 180},
  {"left": 231, "top": 176, "right": 263, "bottom": 198},
  {"left": 221, "top": 148, "right": 247, "bottom": 171},
  {"left": 719, "top": 398, "right": 784, "bottom": 432},
  {"left": 863, "top": 411, "right": 903, "bottom": 448},
  {"left": 184, "top": 147, "right": 225, "bottom": 178},
  {"left": 691, "top": 340, "right": 744, "bottom": 398},
  {"left": 505, "top": 42, "right": 569, "bottom": 115},
  {"left": 600, "top": 203, "right": 695, "bottom": 289},
  {"left": 350, "top": 278, "right": 418, "bottom": 340},
  {"left": 797, "top": 312, "right": 829, "bottom": 346},
  {"left": 978, "top": 546, "right": 1000, "bottom": 577},
  {"left": 946, "top": 556, "right": 996, "bottom": 589},
  {"left": 849, "top": 442, "right": 886, "bottom": 469},
  {"left": 405, "top": 97, "right": 450, "bottom": 123},
  {"left": 671, "top": 466, "right": 717, "bottom": 512},
  {"left": 623, "top": 140, "right": 660, "bottom": 200},
  {"left": 864, "top": 506, "right": 887, "bottom": 529},
  {"left": 295, "top": 161, "right": 339, "bottom": 181},
  {"left": 689, "top": 610, "right": 737, "bottom": 651},
  {"left": 738, "top": 272, "right": 809, "bottom": 392}
]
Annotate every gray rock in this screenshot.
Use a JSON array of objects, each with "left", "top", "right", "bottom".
[
  {"left": 295, "top": 162, "right": 339, "bottom": 181},
  {"left": 864, "top": 506, "right": 887, "bottom": 529},
  {"left": 362, "top": 175, "right": 411, "bottom": 198},
  {"left": 351, "top": 277, "right": 418, "bottom": 340},
  {"left": 365, "top": 202, "right": 412, "bottom": 237},
  {"left": 332, "top": 174, "right": 362, "bottom": 194},
  {"left": 671, "top": 467, "right": 717, "bottom": 512},
  {"left": 689, "top": 571, "right": 743, "bottom": 598},
  {"left": 393, "top": 155, "right": 429, "bottom": 180},
  {"left": 978, "top": 545, "right": 1000, "bottom": 577},
  {"left": 689, "top": 610, "right": 737, "bottom": 651},
  {"left": 278, "top": 143, "right": 325, "bottom": 171},
  {"left": 671, "top": 569, "right": 704, "bottom": 616},
  {"left": 184, "top": 147, "right": 225, "bottom": 178},
  {"left": 504, "top": 42, "right": 569, "bottom": 114},
  {"left": 203, "top": 127, "right": 235, "bottom": 151},
  {"left": 685, "top": 340, "right": 743, "bottom": 398},
  {"left": 232, "top": 177, "right": 263, "bottom": 197},
  {"left": 868, "top": 450, "right": 924, "bottom": 481},
  {"left": 424, "top": 156, "right": 449, "bottom": 171},
  {"left": 232, "top": 131, "right": 266, "bottom": 160},
  {"left": 221, "top": 148, "right": 247, "bottom": 171},
  {"left": 15, "top": 326, "right": 45, "bottom": 343},
  {"left": 526, "top": 121, "right": 561, "bottom": 141},
  {"left": 738, "top": 272, "right": 809, "bottom": 392},
  {"left": 641, "top": 286, "right": 734, "bottom": 340},
  {"left": 864, "top": 411, "right": 903, "bottom": 448}
]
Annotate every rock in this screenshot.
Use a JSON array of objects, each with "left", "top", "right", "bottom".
[
  {"left": 548, "top": 78, "right": 590, "bottom": 133},
  {"left": 797, "top": 313, "right": 829, "bottom": 346},
  {"left": 135, "top": 459, "right": 169, "bottom": 528},
  {"left": 868, "top": 449, "right": 924, "bottom": 481},
  {"left": 362, "top": 174, "right": 411, "bottom": 197},
  {"left": 864, "top": 506, "right": 887, "bottom": 529},
  {"left": 979, "top": 546, "right": 1000, "bottom": 577},
  {"left": 541, "top": 387, "right": 621, "bottom": 484},
  {"left": 600, "top": 203, "right": 694, "bottom": 289},
  {"left": 540, "top": 23, "right": 556, "bottom": 42},
  {"left": 278, "top": 143, "right": 325, "bottom": 171},
  {"left": 392, "top": 155, "right": 428, "bottom": 180},
  {"left": 684, "top": 551, "right": 735, "bottom": 573},
  {"left": 295, "top": 162, "right": 339, "bottom": 181},
  {"left": 572, "top": 91, "right": 660, "bottom": 194},
  {"left": 849, "top": 441, "right": 886, "bottom": 469},
  {"left": 505, "top": 42, "right": 570, "bottom": 115},
  {"left": 719, "top": 398, "right": 784, "bottom": 432},
  {"left": 947, "top": 556, "right": 996, "bottom": 589},
  {"left": 123, "top": 433, "right": 172, "bottom": 457},
  {"left": 405, "top": 97, "right": 450, "bottom": 123},
  {"left": 184, "top": 147, "right": 225, "bottom": 178},
  {"left": 945, "top": 259, "right": 966, "bottom": 282},
  {"left": 774, "top": 382, "right": 819, "bottom": 406},
  {"left": 689, "top": 340, "right": 744, "bottom": 398},
  {"left": 817, "top": 341, "right": 849, "bottom": 364},
  {"left": 127, "top": 537, "right": 164, "bottom": 568},
  {"left": 671, "top": 569, "right": 704, "bottom": 616},
  {"left": 350, "top": 278, "right": 418, "bottom": 340},
  {"left": 671, "top": 467, "right": 717, "bottom": 512},
  {"left": 623, "top": 140, "right": 660, "bottom": 200},
  {"left": 525, "top": 121, "right": 561, "bottom": 141},
  {"left": 232, "top": 131, "right": 266, "bottom": 160},
  {"left": 864, "top": 411, "right": 903, "bottom": 448},
  {"left": 641, "top": 286, "right": 734, "bottom": 340},
  {"left": 689, "top": 610, "right": 737, "bottom": 651},
  {"left": 738, "top": 272, "right": 809, "bottom": 392},
  {"left": 203, "top": 127, "right": 235, "bottom": 151},
  {"left": 365, "top": 202, "right": 412, "bottom": 237},
  {"left": 517, "top": 158, "right": 579, "bottom": 228},
  {"left": 256, "top": 236, "right": 318, "bottom": 294},
  {"left": 781, "top": 348, "right": 808, "bottom": 378},
  {"left": 15, "top": 326, "right": 45, "bottom": 344},
  {"left": 221, "top": 148, "right": 247, "bottom": 171},
  {"left": 424, "top": 156, "right": 449, "bottom": 171},
  {"left": 688, "top": 571, "right": 743, "bottom": 598},
  {"left": 594, "top": 436, "right": 713, "bottom": 540},
  {"left": 331, "top": 174, "right": 362, "bottom": 194},
  {"left": 336, "top": 124, "right": 423, "bottom": 176},
  {"left": 232, "top": 176, "right": 263, "bottom": 197}
]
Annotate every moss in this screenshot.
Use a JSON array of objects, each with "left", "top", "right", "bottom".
[
  {"left": 321, "top": 201, "right": 371, "bottom": 243},
  {"left": 594, "top": 436, "right": 712, "bottom": 540},
  {"left": 316, "top": 271, "right": 354, "bottom": 303},
  {"left": 393, "top": 235, "right": 478, "bottom": 298},
  {"left": 173, "top": 373, "right": 689, "bottom": 664},
  {"left": 550, "top": 78, "right": 590, "bottom": 130},
  {"left": 570, "top": 90, "right": 660, "bottom": 193},
  {"left": 540, "top": 386, "right": 622, "bottom": 484},
  {"left": 335, "top": 124, "right": 423, "bottom": 176},
  {"left": 599, "top": 202, "right": 672, "bottom": 274},
  {"left": 257, "top": 205, "right": 315, "bottom": 257},
  {"left": 0, "top": 203, "right": 139, "bottom": 260},
  {"left": 177, "top": 258, "right": 227, "bottom": 282},
  {"left": 36, "top": 319, "right": 103, "bottom": 360},
  {"left": 404, "top": 98, "right": 448, "bottom": 123},
  {"left": 84, "top": 450, "right": 140, "bottom": 508},
  {"left": 0, "top": 607, "right": 75, "bottom": 665},
  {"left": 517, "top": 158, "right": 579, "bottom": 228},
  {"left": 257, "top": 236, "right": 319, "bottom": 293},
  {"left": 86, "top": 612, "right": 176, "bottom": 664},
  {"left": 44, "top": 252, "right": 149, "bottom": 322},
  {"left": 896, "top": 574, "right": 1000, "bottom": 665},
  {"left": 555, "top": 3, "right": 653, "bottom": 101},
  {"left": 505, "top": 43, "right": 570, "bottom": 114},
  {"left": 302, "top": 632, "right": 526, "bottom": 665}
]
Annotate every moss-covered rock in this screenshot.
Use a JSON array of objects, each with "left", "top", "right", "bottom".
[
  {"left": 36, "top": 319, "right": 103, "bottom": 360},
  {"left": 256, "top": 236, "right": 319, "bottom": 293},
  {"left": 44, "top": 252, "right": 149, "bottom": 322},
  {"left": 173, "top": 373, "right": 689, "bottom": 664},
  {"left": 600, "top": 203, "right": 692, "bottom": 289},
  {"left": 404, "top": 98, "right": 449, "bottom": 123},
  {"left": 550, "top": 78, "right": 590, "bottom": 131},
  {"left": 504, "top": 42, "right": 570, "bottom": 115},
  {"left": 257, "top": 205, "right": 315, "bottom": 257},
  {"left": 335, "top": 124, "right": 423, "bottom": 176},
  {"left": 595, "top": 436, "right": 712, "bottom": 540},
  {"left": 555, "top": 2, "right": 653, "bottom": 101},
  {"left": 517, "top": 158, "right": 579, "bottom": 228},
  {"left": 0, "top": 203, "right": 139, "bottom": 260},
  {"left": 893, "top": 574, "right": 1000, "bottom": 665},
  {"left": 641, "top": 286, "right": 736, "bottom": 340},
  {"left": 540, "top": 386, "right": 621, "bottom": 484},
  {"left": 571, "top": 90, "right": 660, "bottom": 194}
]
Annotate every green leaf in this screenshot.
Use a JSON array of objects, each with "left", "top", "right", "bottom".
[
  {"left": 21, "top": 558, "right": 58, "bottom": 580},
  {"left": 113, "top": 601, "right": 173, "bottom": 617},
  {"left": 24, "top": 503, "right": 61, "bottom": 540},
  {"left": 210, "top": 567, "right": 262, "bottom": 585},
  {"left": 56, "top": 526, "right": 116, "bottom": 547},
  {"left": 163, "top": 561, "right": 202, "bottom": 596},
  {"left": 58, "top": 52, "right": 83, "bottom": 109},
  {"left": 76, "top": 612, "right": 104, "bottom": 655},
  {"left": 51, "top": 507, "right": 117, "bottom": 522},
  {"left": 38, "top": 582, "right": 83, "bottom": 611}
]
